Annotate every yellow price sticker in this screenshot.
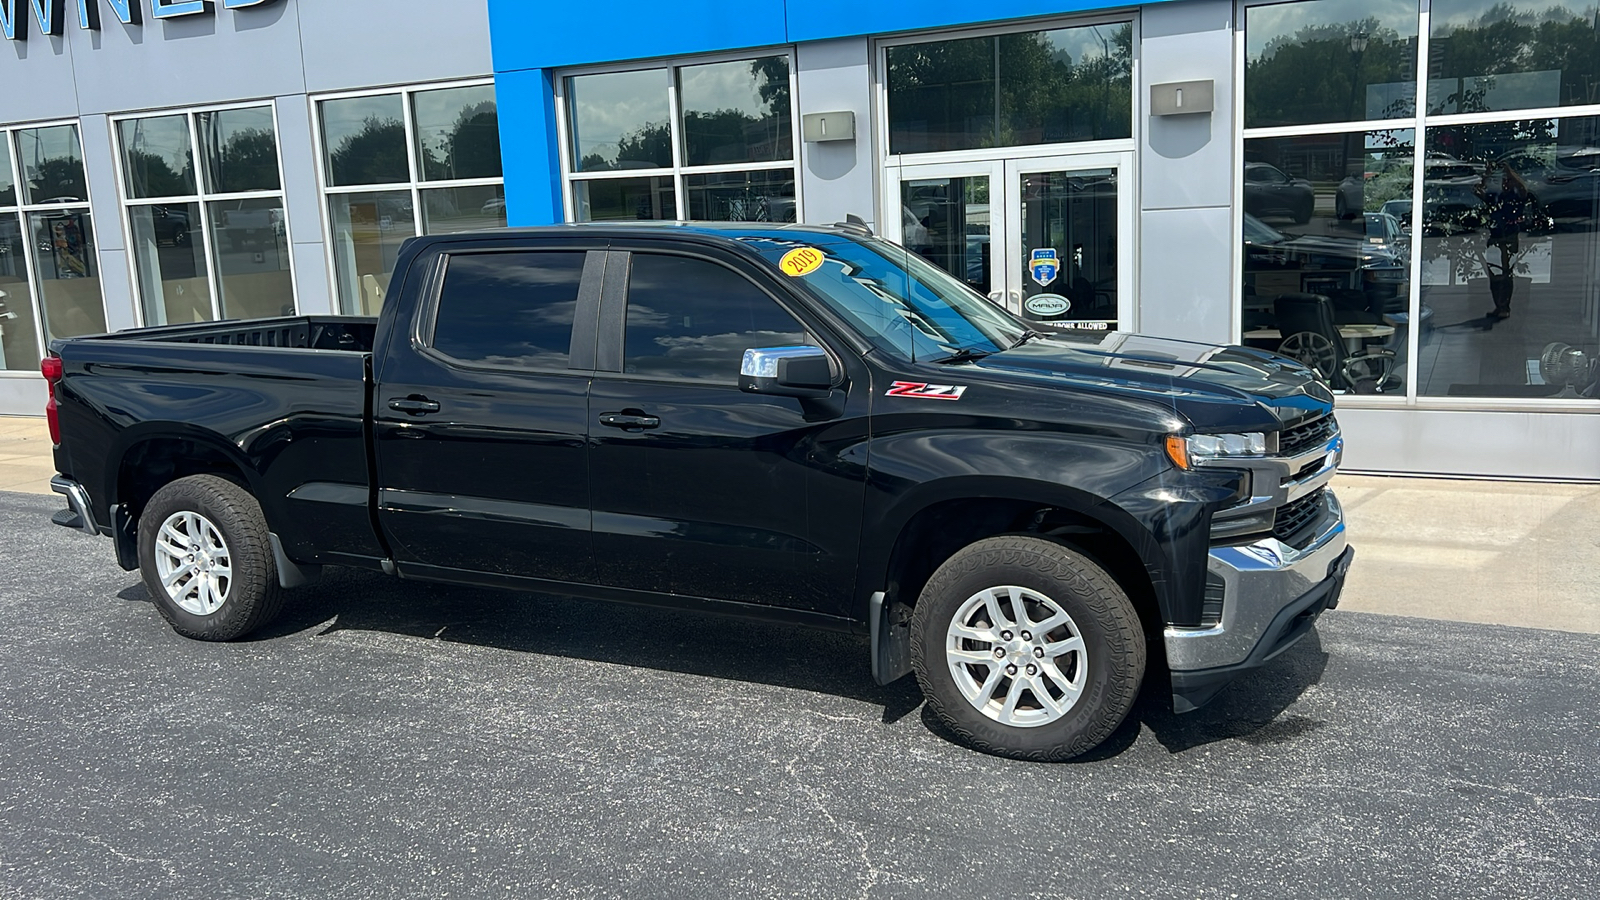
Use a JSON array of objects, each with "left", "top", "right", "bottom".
[{"left": 778, "top": 246, "right": 825, "bottom": 277}]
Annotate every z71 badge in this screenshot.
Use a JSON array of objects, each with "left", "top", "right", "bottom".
[{"left": 886, "top": 381, "right": 967, "bottom": 400}]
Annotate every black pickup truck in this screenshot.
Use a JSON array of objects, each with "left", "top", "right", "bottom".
[{"left": 45, "top": 223, "right": 1351, "bottom": 760}]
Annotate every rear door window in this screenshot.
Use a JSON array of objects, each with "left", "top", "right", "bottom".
[{"left": 431, "top": 251, "right": 587, "bottom": 369}]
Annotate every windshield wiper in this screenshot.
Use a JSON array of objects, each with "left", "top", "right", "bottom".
[
  {"left": 1012, "top": 329, "right": 1046, "bottom": 349},
  {"left": 932, "top": 347, "right": 993, "bottom": 364}
]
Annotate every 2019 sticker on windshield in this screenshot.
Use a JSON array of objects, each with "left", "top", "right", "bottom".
[
  {"left": 886, "top": 381, "right": 967, "bottom": 400},
  {"left": 779, "top": 247, "right": 825, "bottom": 277}
]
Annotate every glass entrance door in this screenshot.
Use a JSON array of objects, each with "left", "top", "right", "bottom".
[{"left": 887, "top": 151, "right": 1133, "bottom": 332}]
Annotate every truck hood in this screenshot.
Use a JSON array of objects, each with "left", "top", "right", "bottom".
[{"left": 962, "top": 331, "right": 1334, "bottom": 429}]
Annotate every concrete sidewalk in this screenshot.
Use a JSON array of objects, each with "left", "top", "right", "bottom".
[{"left": 3, "top": 414, "right": 1595, "bottom": 634}]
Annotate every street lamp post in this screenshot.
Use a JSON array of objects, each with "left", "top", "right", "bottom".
[{"left": 1349, "top": 31, "right": 1369, "bottom": 121}]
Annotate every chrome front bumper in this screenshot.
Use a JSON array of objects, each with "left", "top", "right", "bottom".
[{"left": 1165, "top": 490, "right": 1351, "bottom": 711}]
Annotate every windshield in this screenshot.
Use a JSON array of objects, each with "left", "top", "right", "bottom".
[{"left": 746, "top": 236, "right": 1027, "bottom": 360}]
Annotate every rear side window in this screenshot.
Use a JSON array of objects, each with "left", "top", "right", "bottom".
[
  {"left": 624, "top": 253, "right": 807, "bottom": 382},
  {"left": 431, "top": 251, "right": 586, "bottom": 369}
]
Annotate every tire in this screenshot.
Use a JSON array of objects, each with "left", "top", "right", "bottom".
[
  {"left": 137, "top": 474, "right": 284, "bottom": 641},
  {"left": 910, "top": 536, "right": 1145, "bottom": 761}
]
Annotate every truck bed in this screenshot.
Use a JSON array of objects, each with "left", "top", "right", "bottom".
[
  {"left": 52, "top": 314, "right": 383, "bottom": 567},
  {"left": 75, "top": 315, "right": 378, "bottom": 353}
]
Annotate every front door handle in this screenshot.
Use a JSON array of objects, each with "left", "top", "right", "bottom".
[
  {"left": 598, "top": 413, "right": 660, "bottom": 430},
  {"left": 388, "top": 396, "right": 441, "bottom": 415}
]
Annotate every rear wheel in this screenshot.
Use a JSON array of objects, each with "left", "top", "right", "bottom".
[
  {"left": 138, "top": 475, "right": 284, "bottom": 641},
  {"left": 910, "top": 536, "right": 1146, "bottom": 761}
]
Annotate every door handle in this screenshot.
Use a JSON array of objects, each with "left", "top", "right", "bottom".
[
  {"left": 598, "top": 413, "right": 660, "bottom": 430},
  {"left": 388, "top": 397, "right": 441, "bottom": 415}
]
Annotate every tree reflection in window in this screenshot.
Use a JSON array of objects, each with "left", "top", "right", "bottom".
[{"left": 887, "top": 23, "right": 1133, "bottom": 155}]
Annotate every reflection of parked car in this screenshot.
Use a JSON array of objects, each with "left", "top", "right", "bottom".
[
  {"left": 1501, "top": 149, "right": 1600, "bottom": 229},
  {"left": 1335, "top": 174, "right": 1364, "bottom": 219},
  {"left": 1243, "top": 162, "right": 1313, "bottom": 223},
  {"left": 152, "top": 206, "right": 190, "bottom": 247},
  {"left": 1242, "top": 213, "right": 1407, "bottom": 323},
  {"left": 215, "top": 202, "right": 284, "bottom": 250}
]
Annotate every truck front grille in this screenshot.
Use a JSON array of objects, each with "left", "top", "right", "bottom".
[
  {"left": 1279, "top": 415, "right": 1336, "bottom": 458},
  {"left": 1272, "top": 487, "right": 1327, "bottom": 548}
]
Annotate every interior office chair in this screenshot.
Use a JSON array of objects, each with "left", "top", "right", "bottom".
[{"left": 1273, "top": 292, "right": 1396, "bottom": 393}]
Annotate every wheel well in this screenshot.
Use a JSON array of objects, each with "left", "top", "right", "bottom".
[
  {"left": 884, "top": 499, "right": 1162, "bottom": 642},
  {"left": 117, "top": 438, "right": 250, "bottom": 524}
]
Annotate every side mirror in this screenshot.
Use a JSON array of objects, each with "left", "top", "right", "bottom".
[{"left": 739, "top": 346, "right": 833, "bottom": 398}]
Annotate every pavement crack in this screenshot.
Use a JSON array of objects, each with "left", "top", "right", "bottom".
[
  {"left": 784, "top": 740, "right": 895, "bottom": 899},
  {"left": 39, "top": 828, "right": 180, "bottom": 878}
]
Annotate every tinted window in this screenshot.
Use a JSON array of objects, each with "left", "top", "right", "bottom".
[
  {"left": 624, "top": 254, "right": 807, "bottom": 382},
  {"left": 432, "top": 251, "right": 586, "bottom": 369}
]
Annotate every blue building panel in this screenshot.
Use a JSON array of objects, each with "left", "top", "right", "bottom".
[
  {"left": 784, "top": 0, "right": 1165, "bottom": 43},
  {"left": 487, "top": 0, "right": 1173, "bottom": 226},
  {"left": 495, "top": 68, "right": 566, "bottom": 226},
  {"left": 488, "top": 0, "right": 789, "bottom": 73}
]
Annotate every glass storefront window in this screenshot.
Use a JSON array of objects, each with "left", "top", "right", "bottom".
[
  {"left": 321, "top": 95, "right": 409, "bottom": 187},
  {"left": 208, "top": 197, "right": 292, "bottom": 321},
  {"left": 900, "top": 176, "right": 991, "bottom": 294},
  {"left": 684, "top": 169, "right": 794, "bottom": 222},
  {"left": 0, "top": 216, "right": 41, "bottom": 371},
  {"left": 1244, "top": 0, "right": 1419, "bottom": 128},
  {"left": 0, "top": 124, "right": 106, "bottom": 364},
  {"left": 198, "top": 106, "right": 281, "bottom": 193},
  {"left": 413, "top": 84, "right": 502, "bottom": 182},
  {"left": 1429, "top": 2, "right": 1600, "bottom": 116},
  {"left": 567, "top": 69, "right": 672, "bottom": 172},
  {"left": 678, "top": 57, "right": 792, "bottom": 166},
  {"left": 1417, "top": 116, "right": 1600, "bottom": 401},
  {"left": 421, "top": 184, "right": 508, "bottom": 233},
  {"left": 16, "top": 125, "right": 88, "bottom": 204},
  {"left": 128, "top": 203, "right": 211, "bottom": 327},
  {"left": 117, "top": 104, "right": 291, "bottom": 327},
  {"left": 27, "top": 209, "right": 107, "bottom": 343},
  {"left": 573, "top": 176, "right": 675, "bottom": 222},
  {"left": 118, "top": 115, "right": 195, "bottom": 199},
  {"left": 0, "top": 144, "right": 13, "bottom": 206},
  {"left": 317, "top": 81, "right": 506, "bottom": 314},
  {"left": 329, "top": 191, "right": 414, "bottom": 317},
  {"left": 562, "top": 56, "right": 799, "bottom": 224},
  {"left": 1240, "top": 129, "right": 1414, "bottom": 394},
  {"left": 886, "top": 22, "right": 1134, "bottom": 155}
]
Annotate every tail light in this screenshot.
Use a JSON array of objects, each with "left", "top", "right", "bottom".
[{"left": 41, "top": 355, "right": 62, "bottom": 445}]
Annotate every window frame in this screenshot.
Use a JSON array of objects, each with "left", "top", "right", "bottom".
[
  {"left": 0, "top": 118, "right": 109, "bottom": 375},
  {"left": 553, "top": 47, "right": 803, "bottom": 223},
  {"left": 1234, "top": 0, "right": 1600, "bottom": 413},
  {"left": 874, "top": 12, "right": 1142, "bottom": 168},
  {"left": 109, "top": 99, "right": 296, "bottom": 327},
  {"left": 309, "top": 77, "right": 507, "bottom": 315}
]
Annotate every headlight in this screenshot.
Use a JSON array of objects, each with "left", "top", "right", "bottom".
[{"left": 1165, "top": 432, "right": 1268, "bottom": 469}]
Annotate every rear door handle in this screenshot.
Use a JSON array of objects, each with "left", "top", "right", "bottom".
[
  {"left": 388, "top": 397, "right": 441, "bottom": 415},
  {"left": 598, "top": 413, "right": 660, "bottom": 430}
]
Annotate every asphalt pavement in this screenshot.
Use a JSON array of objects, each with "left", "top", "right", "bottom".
[{"left": 1, "top": 489, "right": 1597, "bottom": 899}]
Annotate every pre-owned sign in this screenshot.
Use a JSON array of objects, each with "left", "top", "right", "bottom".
[{"left": 2, "top": 0, "right": 279, "bottom": 41}]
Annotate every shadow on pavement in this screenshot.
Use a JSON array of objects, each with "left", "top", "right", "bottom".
[{"left": 117, "top": 565, "right": 1329, "bottom": 758}]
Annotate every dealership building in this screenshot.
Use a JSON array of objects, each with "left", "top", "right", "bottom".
[{"left": 2, "top": 0, "right": 1597, "bottom": 479}]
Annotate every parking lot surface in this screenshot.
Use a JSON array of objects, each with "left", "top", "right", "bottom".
[{"left": 1, "top": 490, "right": 1596, "bottom": 899}]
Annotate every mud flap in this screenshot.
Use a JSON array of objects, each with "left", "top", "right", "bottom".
[{"left": 870, "top": 591, "right": 913, "bottom": 685}]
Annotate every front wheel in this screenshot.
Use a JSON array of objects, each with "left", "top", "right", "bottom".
[
  {"left": 137, "top": 474, "right": 284, "bottom": 641},
  {"left": 910, "top": 536, "right": 1146, "bottom": 761}
]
